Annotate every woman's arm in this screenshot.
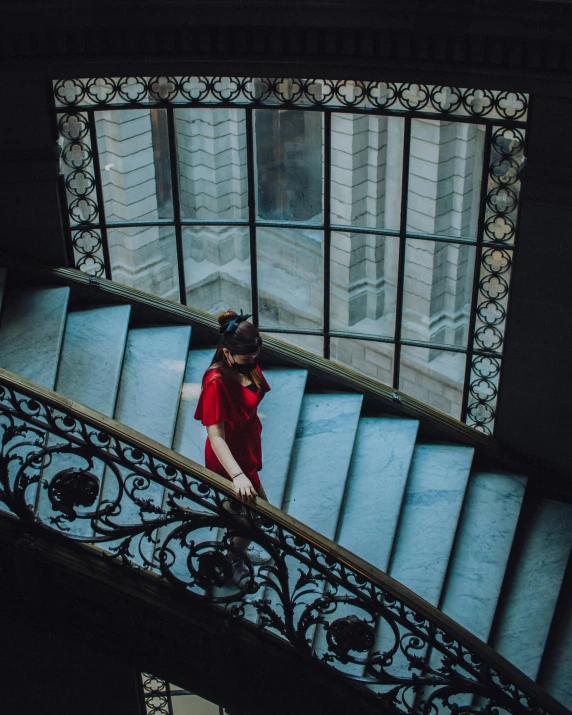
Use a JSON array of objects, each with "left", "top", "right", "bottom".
[{"left": 207, "top": 421, "right": 257, "bottom": 502}]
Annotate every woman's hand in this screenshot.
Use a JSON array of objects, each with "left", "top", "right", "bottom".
[{"left": 233, "top": 473, "right": 257, "bottom": 503}]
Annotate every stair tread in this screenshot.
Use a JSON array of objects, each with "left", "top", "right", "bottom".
[
  {"left": 173, "top": 348, "right": 214, "bottom": 464},
  {"left": 336, "top": 416, "right": 419, "bottom": 572},
  {"left": 56, "top": 305, "right": 131, "bottom": 417},
  {"left": 492, "top": 498, "right": 572, "bottom": 680},
  {"left": 0, "top": 286, "right": 70, "bottom": 390},
  {"left": 389, "top": 443, "right": 474, "bottom": 606},
  {"left": 114, "top": 325, "right": 191, "bottom": 447},
  {"left": 282, "top": 392, "right": 363, "bottom": 540},
  {"left": 440, "top": 471, "right": 526, "bottom": 642},
  {"left": 258, "top": 368, "right": 308, "bottom": 506},
  {"left": 540, "top": 573, "right": 572, "bottom": 709}
]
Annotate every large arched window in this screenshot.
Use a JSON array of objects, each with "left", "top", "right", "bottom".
[{"left": 54, "top": 77, "right": 527, "bottom": 434}]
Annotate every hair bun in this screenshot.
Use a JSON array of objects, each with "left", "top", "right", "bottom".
[{"left": 217, "top": 310, "right": 237, "bottom": 327}]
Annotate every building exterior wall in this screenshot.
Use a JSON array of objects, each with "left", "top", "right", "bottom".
[{"left": 94, "top": 106, "right": 483, "bottom": 420}]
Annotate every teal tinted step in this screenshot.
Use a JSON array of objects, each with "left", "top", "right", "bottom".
[
  {"left": 336, "top": 417, "right": 419, "bottom": 572},
  {"left": 440, "top": 471, "right": 526, "bottom": 642},
  {"left": 103, "top": 325, "right": 192, "bottom": 538},
  {"left": 36, "top": 305, "right": 132, "bottom": 537},
  {"left": 0, "top": 286, "right": 70, "bottom": 389},
  {"left": 492, "top": 499, "right": 572, "bottom": 681},
  {"left": 114, "top": 325, "right": 192, "bottom": 446},
  {"left": 282, "top": 392, "right": 363, "bottom": 540},
  {"left": 540, "top": 567, "right": 572, "bottom": 710},
  {"left": 389, "top": 443, "right": 474, "bottom": 605},
  {"left": 173, "top": 348, "right": 215, "bottom": 466},
  {"left": 257, "top": 368, "right": 307, "bottom": 507},
  {"left": 369, "top": 443, "right": 474, "bottom": 689},
  {"left": 56, "top": 305, "right": 131, "bottom": 417}
]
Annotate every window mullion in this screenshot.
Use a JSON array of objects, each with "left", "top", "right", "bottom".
[
  {"left": 88, "top": 108, "right": 112, "bottom": 280},
  {"left": 246, "top": 108, "right": 259, "bottom": 325},
  {"left": 323, "top": 110, "right": 332, "bottom": 360},
  {"left": 392, "top": 116, "right": 412, "bottom": 390},
  {"left": 461, "top": 124, "right": 493, "bottom": 424},
  {"left": 165, "top": 106, "right": 187, "bottom": 305}
]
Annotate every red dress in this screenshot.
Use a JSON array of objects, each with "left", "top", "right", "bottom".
[{"left": 194, "top": 365, "right": 271, "bottom": 490}]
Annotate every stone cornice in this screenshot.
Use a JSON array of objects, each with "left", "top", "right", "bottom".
[{"left": 1, "top": 2, "right": 572, "bottom": 90}]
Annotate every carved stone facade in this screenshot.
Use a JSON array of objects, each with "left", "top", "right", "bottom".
[{"left": 87, "top": 105, "right": 483, "bottom": 419}]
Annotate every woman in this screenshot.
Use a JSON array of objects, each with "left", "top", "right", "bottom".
[{"left": 194, "top": 309, "right": 271, "bottom": 583}]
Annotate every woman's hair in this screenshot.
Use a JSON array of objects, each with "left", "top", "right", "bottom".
[{"left": 205, "top": 310, "right": 264, "bottom": 391}]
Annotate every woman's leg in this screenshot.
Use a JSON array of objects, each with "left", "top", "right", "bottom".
[{"left": 226, "top": 480, "right": 268, "bottom": 562}]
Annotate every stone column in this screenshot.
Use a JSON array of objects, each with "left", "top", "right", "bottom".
[
  {"left": 95, "top": 109, "right": 178, "bottom": 300},
  {"left": 404, "top": 120, "right": 483, "bottom": 346}
]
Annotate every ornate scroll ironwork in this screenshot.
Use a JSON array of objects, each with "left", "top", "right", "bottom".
[
  {"left": 466, "top": 127, "right": 525, "bottom": 434},
  {"left": 57, "top": 112, "right": 106, "bottom": 277},
  {"left": 53, "top": 77, "right": 528, "bottom": 123},
  {"left": 0, "top": 374, "right": 556, "bottom": 715},
  {"left": 141, "top": 674, "right": 172, "bottom": 715}
]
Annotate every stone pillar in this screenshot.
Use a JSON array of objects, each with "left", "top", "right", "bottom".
[
  {"left": 94, "top": 109, "right": 178, "bottom": 300},
  {"left": 404, "top": 120, "right": 483, "bottom": 345},
  {"left": 175, "top": 108, "right": 247, "bottom": 220},
  {"left": 330, "top": 114, "right": 398, "bottom": 331}
]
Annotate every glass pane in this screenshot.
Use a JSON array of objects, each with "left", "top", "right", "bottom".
[
  {"left": 108, "top": 226, "right": 178, "bottom": 300},
  {"left": 175, "top": 108, "right": 248, "bottom": 220},
  {"left": 270, "top": 332, "right": 324, "bottom": 356},
  {"left": 402, "top": 238, "right": 476, "bottom": 348},
  {"left": 170, "top": 692, "right": 221, "bottom": 715},
  {"left": 331, "top": 114, "right": 404, "bottom": 230},
  {"left": 330, "top": 231, "right": 398, "bottom": 338},
  {"left": 95, "top": 108, "right": 173, "bottom": 222},
  {"left": 254, "top": 109, "right": 323, "bottom": 223},
  {"left": 257, "top": 227, "right": 323, "bottom": 331},
  {"left": 182, "top": 226, "right": 251, "bottom": 314},
  {"left": 331, "top": 338, "right": 394, "bottom": 386},
  {"left": 400, "top": 344, "right": 466, "bottom": 419},
  {"left": 407, "top": 119, "right": 485, "bottom": 239}
]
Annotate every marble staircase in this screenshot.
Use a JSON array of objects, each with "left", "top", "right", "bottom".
[{"left": 0, "top": 278, "right": 571, "bottom": 709}]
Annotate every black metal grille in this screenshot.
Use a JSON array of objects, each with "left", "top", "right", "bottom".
[{"left": 53, "top": 77, "right": 528, "bottom": 435}]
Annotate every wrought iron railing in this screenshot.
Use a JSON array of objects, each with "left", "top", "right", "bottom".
[{"left": 0, "top": 367, "right": 564, "bottom": 715}]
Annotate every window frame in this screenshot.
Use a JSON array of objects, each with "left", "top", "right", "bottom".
[{"left": 53, "top": 77, "right": 528, "bottom": 435}]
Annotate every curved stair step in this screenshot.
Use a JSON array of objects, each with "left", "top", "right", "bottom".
[
  {"left": 104, "top": 325, "right": 192, "bottom": 532},
  {"left": 0, "top": 286, "right": 70, "bottom": 390},
  {"left": 336, "top": 416, "right": 419, "bottom": 572},
  {"left": 440, "top": 471, "right": 527, "bottom": 642},
  {"left": 255, "top": 393, "right": 362, "bottom": 638},
  {"left": 282, "top": 392, "right": 363, "bottom": 540},
  {"left": 491, "top": 498, "right": 572, "bottom": 681},
  {"left": 173, "top": 348, "right": 214, "bottom": 465},
  {"left": 539, "top": 559, "right": 572, "bottom": 709},
  {"left": 114, "top": 325, "right": 192, "bottom": 446},
  {"left": 389, "top": 443, "right": 475, "bottom": 606},
  {"left": 258, "top": 368, "right": 308, "bottom": 507},
  {"left": 56, "top": 305, "right": 132, "bottom": 417},
  {"left": 37, "top": 304, "right": 132, "bottom": 536},
  {"left": 313, "top": 416, "right": 418, "bottom": 672},
  {"left": 367, "top": 443, "right": 474, "bottom": 691}
]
